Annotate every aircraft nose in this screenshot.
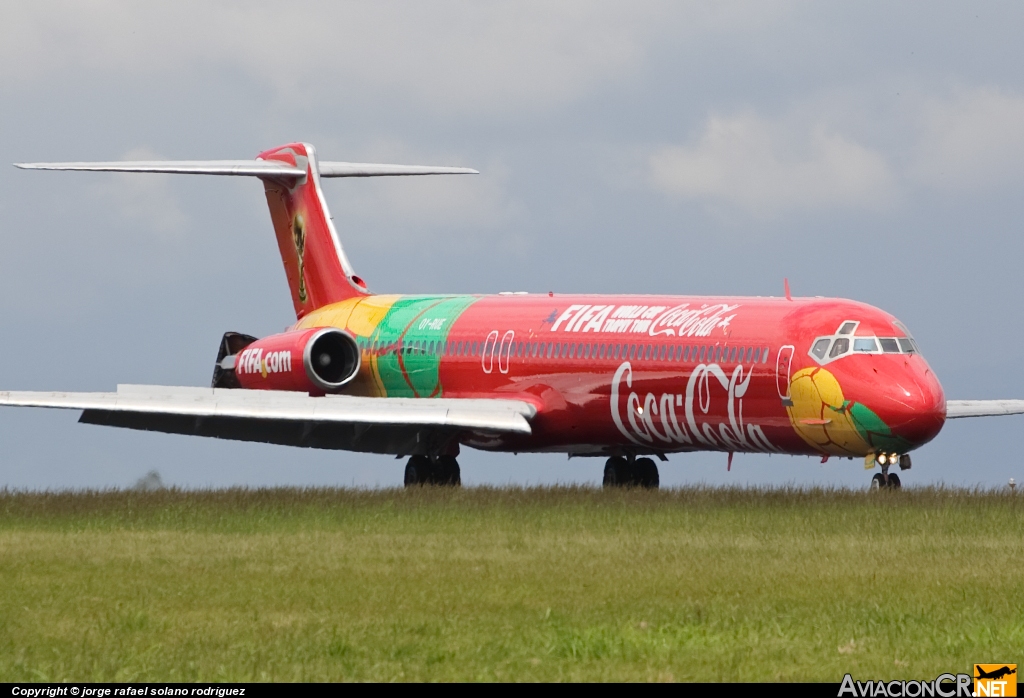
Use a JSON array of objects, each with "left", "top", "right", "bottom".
[{"left": 881, "top": 361, "right": 946, "bottom": 448}]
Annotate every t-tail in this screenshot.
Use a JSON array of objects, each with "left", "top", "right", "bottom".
[{"left": 15, "top": 143, "right": 477, "bottom": 318}]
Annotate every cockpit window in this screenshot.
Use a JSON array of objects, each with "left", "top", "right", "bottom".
[
  {"left": 829, "top": 338, "right": 849, "bottom": 358},
  {"left": 879, "top": 338, "right": 900, "bottom": 353},
  {"left": 808, "top": 320, "right": 924, "bottom": 365}
]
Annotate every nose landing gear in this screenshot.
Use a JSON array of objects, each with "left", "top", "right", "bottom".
[
  {"left": 870, "top": 472, "right": 901, "bottom": 489},
  {"left": 603, "top": 456, "right": 660, "bottom": 489},
  {"left": 404, "top": 455, "right": 461, "bottom": 487},
  {"left": 868, "top": 452, "right": 908, "bottom": 490}
]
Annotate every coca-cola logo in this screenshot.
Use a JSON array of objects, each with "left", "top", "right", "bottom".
[
  {"left": 648, "top": 303, "right": 739, "bottom": 338},
  {"left": 610, "top": 360, "right": 777, "bottom": 453}
]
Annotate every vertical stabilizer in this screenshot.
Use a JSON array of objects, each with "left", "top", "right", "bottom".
[{"left": 258, "top": 143, "right": 368, "bottom": 317}]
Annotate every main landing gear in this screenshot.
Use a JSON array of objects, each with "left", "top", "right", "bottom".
[
  {"left": 603, "top": 456, "right": 660, "bottom": 489},
  {"left": 404, "top": 455, "right": 461, "bottom": 487},
  {"left": 868, "top": 452, "right": 911, "bottom": 490}
]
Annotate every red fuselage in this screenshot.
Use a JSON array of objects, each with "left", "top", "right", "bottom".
[{"left": 291, "top": 293, "right": 946, "bottom": 459}]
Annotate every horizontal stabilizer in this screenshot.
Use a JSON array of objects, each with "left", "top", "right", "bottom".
[
  {"left": 945, "top": 399, "right": 1024, "bottom": 419},
  {"left": 14, "top": 160, "right": 478, "bottom": 178},
  {"left": 14, "top": 160, "right": 305, "bottom": 177},
  {"left": 318, "top": 162, "right": 478, "bottom": 177}
]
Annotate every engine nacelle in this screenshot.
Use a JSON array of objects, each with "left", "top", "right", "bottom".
[{"left": 229, "top": 328, "right": 360, "bottom": 393}]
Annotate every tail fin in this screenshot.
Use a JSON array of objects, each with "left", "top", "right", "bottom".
[
  {"left": 15, "top": 144, "right": 477, "bottom": 318},
  {"left": 257, "top": 143, "right": 365, "bottom": 315}
]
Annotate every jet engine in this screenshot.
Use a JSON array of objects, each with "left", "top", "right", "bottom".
[{"left": 214, "top": 328, "right": 361, "bottom": 393}]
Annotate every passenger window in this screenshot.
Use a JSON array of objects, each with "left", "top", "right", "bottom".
[
  {"left": 829, "top": 338, "right": 850, "bottom": 358},
  {"left": 853, "top": 338, "right": 877, "bottom": 352},
  {"left": 839, "top": 322, "right": 857, "bottom": 335},
  {"left": 699, "top": 346, "right": 706, "bottom": 362},
  {"left": 879, "top": 338, "right": 900, "bottom": 353},
  {"left": 811, "top": 338, "right": 830, "bottom": 360},
  {"left": 728, "top": 347, "right": 736, "bottom": 363},
  {"left": 898, "top": 338, "right": 914, "bottom": 354}
]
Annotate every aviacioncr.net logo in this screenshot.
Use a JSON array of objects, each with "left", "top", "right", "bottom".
[{"left": 839, "top": 673, "right": 972, "bottom": 697}]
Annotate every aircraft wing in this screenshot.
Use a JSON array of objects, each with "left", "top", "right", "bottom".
[
  {"left": 0, "top": 384, "right": 535, "bottom": 455},
  {"left": 945, "top": 400, "right": 1024, "bottom": 419}
]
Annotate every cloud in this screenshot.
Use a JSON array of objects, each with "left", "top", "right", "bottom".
[
  {"left": 325, "top": 142, "right": 522, "bottom": 243},
  {"left": 0, "top": 2, "right": 664, "bottom": 114},
  {"left": 910, "top": 87, "right": 1024, "bottom": 191},
  {"left": 649, "top": 86, "right": 1024, "bottom": 216},
  {"left": 649, "top": 112, "right": 895, "bottom": 217},
  {"left": 89, "top": 147, "right": 188, "bottom": 240}
]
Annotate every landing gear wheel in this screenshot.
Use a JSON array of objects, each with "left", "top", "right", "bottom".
[
  {"left": 603, "top": 457, "right": 630, "bottom": 487},
  {"left": 404, "top": 455, "right": 433, "bottom": 487},
  {"left": 433, "top": 455, "right": 462, "bottom": 487},
  {"left": 886, "top": 472, "right": 901, "bottom": 489},
  {"left": 633, "top": 457, "right": 660, "bottom": 489},
  {"left": 870, "top": 473, "right": 885, "bottom": 490}
]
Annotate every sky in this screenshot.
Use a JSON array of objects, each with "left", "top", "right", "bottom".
[{"left": 1, "top": 1, "right": 1023, "bottom": 489}]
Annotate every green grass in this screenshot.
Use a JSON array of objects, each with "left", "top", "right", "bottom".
[{"left": 0, "top": 486, "right": 1021, "bottom": 681}]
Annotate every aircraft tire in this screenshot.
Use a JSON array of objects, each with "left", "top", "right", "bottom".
[
  {"left": 634, "top": 457, "right": 660, "bottom": 489},
  {"left": 404, "top": 455, "right": 433, "bottom": 487},
  {"left": 603, "top": 457, "right": 630, "bottom": 487},
  {"left": 870, "top": 473, "right": 885, "bottom": 490},
  {"left": 886, "top": 472, "right": 901, "bottom": 489},
  {"left": 433, "top": 456, "right": 462, "bottom": 487}
]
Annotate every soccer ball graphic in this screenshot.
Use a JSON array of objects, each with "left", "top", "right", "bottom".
[
  {"left": 787, "top": 367, "right": 910, "bottom": 457},
  {"left": 787, "top": 367, "right": 873, "bottom": 456}
]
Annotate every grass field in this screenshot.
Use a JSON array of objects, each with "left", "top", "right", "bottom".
[{"left": 0, "top": 486, "right": 1021, "bottom": 682}]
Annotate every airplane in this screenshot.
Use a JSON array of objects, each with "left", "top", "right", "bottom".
[
  {"left": 975, "top": 666, "right": 1016, "bottom": 681},
  {"left": 2, "top": 141, "right": 1023, "bottom": 489}
]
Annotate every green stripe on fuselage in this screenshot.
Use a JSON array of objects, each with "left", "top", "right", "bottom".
[{"left": 370, "top": 295, "right": 478, "bottom": 397}]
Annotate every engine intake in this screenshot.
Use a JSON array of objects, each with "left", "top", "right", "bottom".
[{"left": 228, "top": 328, "right": 360, "bottom": 393}]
